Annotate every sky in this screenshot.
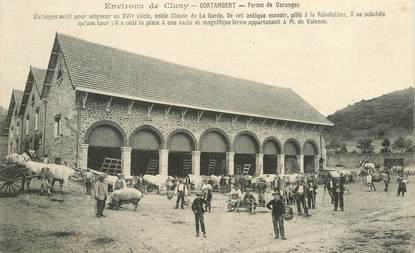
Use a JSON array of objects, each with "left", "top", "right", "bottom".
[{"left": 0, "top": 0, "right": 413, "bottom": 116}]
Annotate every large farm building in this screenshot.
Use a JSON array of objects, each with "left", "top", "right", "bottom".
[{"left": 6, "top": 33, "right": 333, "bottom": 177}]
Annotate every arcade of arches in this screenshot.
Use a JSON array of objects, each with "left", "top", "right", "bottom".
[{"left": 79, "top": 122, "right": 321, "bottom": 177}]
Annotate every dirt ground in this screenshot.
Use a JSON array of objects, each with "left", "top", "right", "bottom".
[{"left": 0, "top": 177, "right": 414, "bottom": 253}]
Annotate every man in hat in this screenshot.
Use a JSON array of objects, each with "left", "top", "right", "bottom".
[
  {"left": 192, "top": 191, "right": 207, "bottom": 237},
  {"left": 324, "top": 173, "right": 336, "bottom": 203},
  {"left": 94, "top": 175, "right": 108, "bottom": 218},
  {"left": 175, "top": 179, "right": 187, "bottom": 209},
  {"left": 229, "top": 185, "right": 242, "bottom": 211},
  {"left": 201, "top": 179, "right": 213, "bottom": 212},
  {"left": 334, "top": 174, "right": 345, "bottom": 211},
  {"left": 266, "top": 192, "right": 286, "bottom": 239},
  {"left": 293, "top": 179, "right": 310, "bottom": 216},
  {"left": 84, "top": 168, "right": 95, "bottom": 195},
  {"left": 307, "top": 177, "right": 318, "bottom": 209}
]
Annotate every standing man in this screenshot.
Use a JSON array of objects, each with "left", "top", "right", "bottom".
[
  {"left": 397, "top": 174, "right": 407, "bottom": 197},
  {"left": 175, "top": 179, "right": 186, "bottom": 209},
  {"left": 184, "top": 175, "right": 192, "bottom": 192},
  {"left": 201, "top": 179, "right": 213, "bottom": 212},
  {"left": 94, "top": 175, "right": 108, "bottom": 218},
  {"left": 307, "top": 177, "right": 318, "bottom": 209},
  {"left": 220, "top": 175, "right": 227, "bottom": 194},
  {"left": 192, "top": 191, "right": 207, "bottom": 238},
  {"left": 257, "top": 178, "right": 267, "bottom": 207},
  {"left": 334, "top": 174, "right": 345, "bottom": 211},
  {"left": 266, "top": 192, "right": 286, "bottom": 240},
  {"left": 84, "top": 168, "right": 95, "bottom": 195},
  {"left": 366, "top": 173, "right": 376, "bottom": 191},
  {"left": 324, "top": 173, "right": 336, "bottom": 204},
  {"left": 293, "top": 179, "right": 310, "bottom": 216},
  {"left": 383, "top": 168, "right": 390, "bottom": 192}
]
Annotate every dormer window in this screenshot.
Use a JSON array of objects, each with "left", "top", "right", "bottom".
[
  {"left": 54, "top": 114, "right": 61, "bottom": 138},
  {"left": 35, "top": 107, "right": 40, "bottom": 130},
  {"left": 56, "top": 60, "right": 63, "bottom": 83},
  {"left": 25, "top": 115, "right": 30, "bottom": 135}
]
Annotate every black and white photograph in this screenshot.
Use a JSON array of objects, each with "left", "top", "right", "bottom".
[{"left": 0, "top": 0, "right": 413, "bottom": 252}]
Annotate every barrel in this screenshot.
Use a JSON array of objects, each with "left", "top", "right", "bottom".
[{"left": 283, "top": 206, "right": 293, "bottom": 221}]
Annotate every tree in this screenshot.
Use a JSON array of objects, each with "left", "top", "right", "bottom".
[
  {"left": 339, "top": 143, "right": 348, "bottom": 153},
  {"left": 357, "top": 138, "right": 374, "bottom": 153},
  {"left": 381, "top": 138, "right": 391, "bottom": 153},
  {"left": 393, "top": 137, "right": 413, "bottom": 153},
  {"left": 327, "top": 139, "right": 341, "bottom": 151}
]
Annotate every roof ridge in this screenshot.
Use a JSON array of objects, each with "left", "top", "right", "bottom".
[
  {"left": 56, "top": 32, "right": 290, "bottom": 91},
  {"left": 54, "top": 32, "right": 332, "bottom": 126}
]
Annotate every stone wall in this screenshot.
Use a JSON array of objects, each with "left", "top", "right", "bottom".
[
  {"left": 77, "top": 93, "right": 326, "bottom": 175},
  {"left": 326, "top": 152, "right": 415, "bottom": 168},
  {"left": 43, "top": 53, "right": 79, "bottom": 167},
  {"left": 7, "top": 105, "right": 22, "bottom": 155},
  {"left": 79, "top": 94, "right": 323, "bottom": 153},
  {"left": 21, "top": 73, "right": 45, "bottom": 157}
]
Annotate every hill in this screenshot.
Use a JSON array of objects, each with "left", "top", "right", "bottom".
[{"left": 325, "top": 87, "right": 414, "bottom": 145}]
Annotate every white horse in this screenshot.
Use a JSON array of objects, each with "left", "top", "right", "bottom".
[
  {"left": 8, "top": 153, "right": 76, "bottom": 193},
  {"left": 360, "top": 160, "right": 376, "bottom": 171}
]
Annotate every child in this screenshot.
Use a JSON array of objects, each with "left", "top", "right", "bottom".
[
  {"left": 192, "top": 191, "right": 207, "bottom": 238},
  {"left": 39, "top": 167, "right": 51, "bottom": 196},
  {"left": 266, "top": 192, "right": 286, "bottom": 240}
]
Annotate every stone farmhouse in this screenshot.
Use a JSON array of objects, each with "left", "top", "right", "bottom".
[{"left": 6, "top": 33, "right": 333, "bottom": 177}]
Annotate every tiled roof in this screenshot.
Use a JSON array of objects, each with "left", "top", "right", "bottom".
[
  {"left": 13, "top": 89, "right": 23, "bottom": 108},
  {"left": 19, "top": 67, "right": 46, "bottom": 116},
  {"left": 56, "top": 33, "right": 332, "bottom": 126},
  {"left": 31, "top": 67, "right": 47, "bottom": 93},
  {"left": 5, "top": 89, "right": 23, "bottom": 131}
]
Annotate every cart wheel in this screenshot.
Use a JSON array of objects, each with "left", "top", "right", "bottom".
[
  {"left": 0, "top": 166, "right": 25, "bottom": 197},
  {"left": 146, "top": 184, "right": 154, "bottom": 193}
]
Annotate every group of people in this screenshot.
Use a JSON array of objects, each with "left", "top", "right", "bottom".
[
  {"left": 364, "top": 166, "right": 408, "bottom": 196},
  {"left": 173, "top": 178, "right": 212, "bottom": 212},
  {"left": 279, "top": 177, "right": 318, "bottom": 213},
  {"left": 83, "top": 170, "right": 129, "bottom": 218},
  {"left": 84, "top": 166, "right": 410, "bottom": 241},
  {"left": 324, "top": 173, "right": 346, "bottom": 211}
]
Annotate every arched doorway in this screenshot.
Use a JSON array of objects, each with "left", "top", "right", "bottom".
[
  {"left": 263, "top": 138, "right": 281, "bottom": 174},
  {"left": 168, "top": 131, "right": 195, "bottom": 177},
  {"left": 284, "top": 139, "right": 300, "bottom": 174},
  {"left": 200, "top": 130, "right": 230, "bottom": 176},
  {"left": 130, "top": 127, "right": 163, "bottom": 176},
  {"left": 303, "top": 141, "right": 318, "bottom": 174},
  {"left": 87, "top": 124, "right": 124, "bottom": 171},
  {"left": 233, "top": 132, "right": 259, "bottom": 175}
]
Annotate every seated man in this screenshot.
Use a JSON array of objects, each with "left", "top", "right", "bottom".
[
  {"left": 229, "top": 185, "right": 242, "bottom": 211},
  {"left": 243, "top": 188, "right": 257, "bottom": 213}
]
